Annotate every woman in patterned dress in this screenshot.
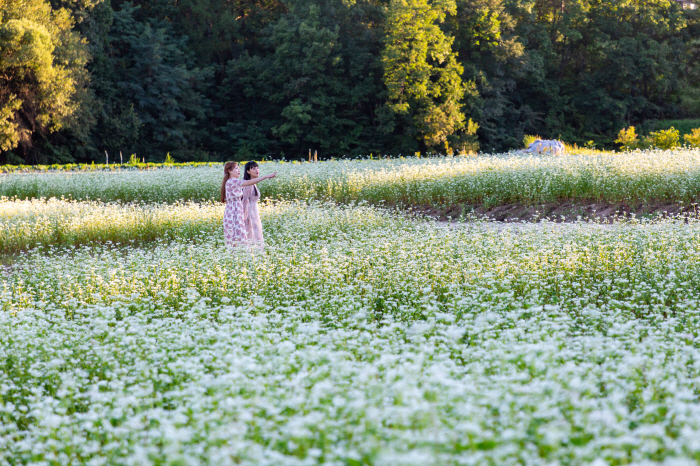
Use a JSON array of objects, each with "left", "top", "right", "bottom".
[
  {"left": 220, "top": 162, "right": 276, "bottom": 248},
  {"left": 242, "top": 161, "right": 265, "bottom": 245}
]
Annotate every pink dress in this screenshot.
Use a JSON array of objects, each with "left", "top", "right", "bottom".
[
  {"left": 223, "top": 178, "right": 248, "bottom": 247},
  {"left": 243, "top": 185, "right": 264, "bottom": 244}
]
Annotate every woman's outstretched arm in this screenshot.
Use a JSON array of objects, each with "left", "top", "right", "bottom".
[{"left": 241, "top": 172, "right": 277, "bottom": 187}]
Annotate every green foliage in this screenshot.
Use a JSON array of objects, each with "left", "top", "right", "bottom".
[
  {"left": 615, "top": 127, "right": 639, "bottom": 151},
  {"left": 1, "top": 0, "right": 700, "bottom": 163},
  {"left": 121, "top": 0, "right": 285, "bottom": 68},
  {"left": 466, "top": 118, "right": 479, "bottom": 135},
  {"left": 0, "top": 99, "right": 22, "bottom": 152},
  {"left": 91, "top": 3, "right": 209, "bottom": 161},
  {"left": 523, "top": 135, "right": 542, "bottom": 148},
  {"left": 498, "top": 0, "right": 691, "bottom": 151},
  {"left": 646, "top": 127, "right": 681, "bottom": 150},
  {"left": 382, "top": 0, "right": 470, "bottom": 148},
  {"left": 449, "top": 118, "right": 480, "bottom": 154},
  {"left": 0, "top": 0, "right": 89, "bottom": 161},
  {"left": 128, "top": 153, "right": 139, "bottom": 165},
  {"left": 684, "top": 128, "right": 700, "bottom": 148},
  {"left": 446, "top": 0, "right": 526, "bottom": 152},
  {"left": 222, "top": 0, "right": 388, "bottom": 159},
  {"left": 640, "top": 119, "right": 700, "bottom": 137}
]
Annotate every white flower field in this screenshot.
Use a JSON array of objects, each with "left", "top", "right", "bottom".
[
  {"left": 2, "top": 148, "right": 700, "bottom": 206},
  {"left": 3, "top": 151, "right": 700, "bottom": 464}
]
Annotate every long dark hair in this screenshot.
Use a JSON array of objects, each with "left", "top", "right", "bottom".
[
  {"left": 243, "top": 161, "right": 259, "bottom": 196},
  {"left": 220, "top": 161, "right": 238, "bottom": 203}
]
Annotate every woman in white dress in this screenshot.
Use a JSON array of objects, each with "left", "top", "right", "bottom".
[{"left": 242, "top": 161, "right": 266, "bottom": 245}]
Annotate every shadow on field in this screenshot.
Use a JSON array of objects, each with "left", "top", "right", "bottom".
[{"left": 410, "top": 200, "right": 700, "bottom": 223}]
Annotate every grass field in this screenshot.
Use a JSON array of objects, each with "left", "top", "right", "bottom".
[{"left": 3, "top": 153, "right": 700, "bottom": 464}]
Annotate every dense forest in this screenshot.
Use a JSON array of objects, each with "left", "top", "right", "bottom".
[{"left": 1, "top": 0, "right": 699, "bottom": 163}]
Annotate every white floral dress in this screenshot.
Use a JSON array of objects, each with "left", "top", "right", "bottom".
[{"left": 223, "top": 178, "right": 248, "bottom": 247}]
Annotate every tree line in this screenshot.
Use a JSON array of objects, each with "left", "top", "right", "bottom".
[{"left": 1, "top": 0, "right": 699, "bottom": 164}]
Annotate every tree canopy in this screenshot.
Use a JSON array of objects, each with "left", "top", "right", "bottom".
[
  {"left": 0, "top": 0, "right": 698, "bottom": 163},
  {"left": 0, "top": 0, "right": 88, "bottom": 161}
]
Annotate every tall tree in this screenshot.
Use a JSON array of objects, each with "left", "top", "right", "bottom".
[
  {"left": 223, "top": 0, "right": 387, "bottom": 159},
  {"left": 381, "top": 0, "right": 472, "bottom": 150},
  {"left": 447, "top": 0, "right": 531, "bottom": 152},
  {"left": 87, "top": 2, "right": 211, "bottom": 161},
  {"left": 679, "top": 8, "right": 700, "bottom": 117},
  {"left": 0, "top": 0, "right": 90, "bottom": 163}
]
